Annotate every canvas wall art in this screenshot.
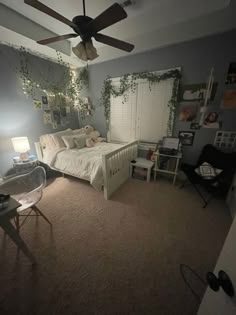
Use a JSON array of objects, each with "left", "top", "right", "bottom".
[
  {"left": 178, "top": 102, "right": 198, "bottom": 122},
  {"left": 225, "top": 62, "right": 236, "bottom": 84},
  {"left": 178, "top": 131, "right": 195, "bottom": 146},
  {"left": 222, "top": 90, "right": 236, "bottom": 109},
  {"left": 180, "top": 83, "right": 218, "bottom": 102},
  {"left": 203, "top": 111, "right": 221, "bottom": 129}
]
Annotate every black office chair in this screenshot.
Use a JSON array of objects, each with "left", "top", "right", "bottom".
[{"left": 181, "top": 144, "right": 236, "bottom": 208}]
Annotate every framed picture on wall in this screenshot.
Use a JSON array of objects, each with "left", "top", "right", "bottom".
[{"left": 178, "top": 131, "right": 195, "bottom": 146}]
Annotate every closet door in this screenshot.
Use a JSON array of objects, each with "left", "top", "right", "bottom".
[
  {"left": 136, "top": 79, "right": 174, "bottom": 142},
  {"left": 109, "top": 85, "right": 137, "bottom": 143}
]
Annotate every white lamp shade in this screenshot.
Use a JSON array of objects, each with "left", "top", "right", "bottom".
[{"left": 11, "top": 137, "right": 30, "bottom": 153}]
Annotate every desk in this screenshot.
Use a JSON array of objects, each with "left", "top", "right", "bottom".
[
  {"left": 153, "top": 150, "right": 182, "bottom": 185},
  {"left": 0, "top": 197, "right": 36, "bottom": 264}
]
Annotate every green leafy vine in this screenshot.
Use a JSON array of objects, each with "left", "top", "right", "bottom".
[
  {"left": 17, "top": 47, "right": 92, "bottom": 118},
  {"left": 100, "top": 69, "right": 181, "bottom": 135}
]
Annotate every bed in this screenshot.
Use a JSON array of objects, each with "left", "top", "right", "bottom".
[{"left": 34, "top": 129, "right": 138, "bottom": 200}]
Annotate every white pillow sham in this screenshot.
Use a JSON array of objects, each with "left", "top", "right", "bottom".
[{"left": 50, "top": 129, "right": 73, "bottom": 148}]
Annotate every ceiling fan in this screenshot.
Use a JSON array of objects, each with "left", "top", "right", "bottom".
[{"left": 24, "top": 0, "right": 134, "bottom": 61}]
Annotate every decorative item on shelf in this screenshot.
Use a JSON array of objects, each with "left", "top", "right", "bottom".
[
  {"left": 178, "top": 131, "right": 195, "bottom": 146},
  {"left": 11, "top": 137, "right": 30, "bottom": 161},
  {"left": 100, "top": 68, "right": 181, "bottom": 135}
]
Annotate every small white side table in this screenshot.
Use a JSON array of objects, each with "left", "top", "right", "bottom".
[{"left": 130, "top": 158, "right": 154, "bottom": 182}]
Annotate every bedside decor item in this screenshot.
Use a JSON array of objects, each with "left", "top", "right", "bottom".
[
  {"left": 178, "top": 131, "right": 195, "bottom": 146},
  {"left": 11, "top": 137, "right": 30, "bottom": 161}
]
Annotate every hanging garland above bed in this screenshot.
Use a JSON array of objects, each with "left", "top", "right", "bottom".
[
  {"left": 100, "top": 69, "right": 181, "bottom": 135},
  {"left": 16, "top": 46, "right": 93, "bottom": 119}
]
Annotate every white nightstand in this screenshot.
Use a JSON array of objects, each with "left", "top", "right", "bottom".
[
  {"left": 153, "top": 150, "right": 182, "bottom": 185},
  {"left": 130, "top": 158, "right": 154, "bottom": 182}
]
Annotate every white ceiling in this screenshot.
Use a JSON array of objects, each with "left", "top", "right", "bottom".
[{"left": 0, "top": 0, "right": 235, "bottom": 67}]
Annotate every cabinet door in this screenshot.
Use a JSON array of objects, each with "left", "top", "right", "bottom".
[
  {"left": 197, "top": 215, "right": 236, "bottom": 315},
  {"left": 227, "top": 173, "right": 236, "bottom": 218}
]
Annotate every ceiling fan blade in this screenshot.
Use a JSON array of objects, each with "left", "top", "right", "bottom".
[
  {"left": 37, "top": 34, "right": 78, "bottom": 45},
  {"left": 24, "top": 0, "right": 77, "bottom": 29},
  {"left": 94, "top": 34, "right": 134, "bottom": 52},
  {"left": 85, "top": 3, "right": 127, "bottom": 35}
]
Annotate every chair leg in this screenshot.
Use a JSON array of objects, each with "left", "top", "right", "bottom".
[
  {"left": 192, "top": 184, "right": 212, "bottom": 208},
  {"left": 15, "top": 214, "right": 20, "bottom": 233},
  {"left": 179, "top": 179, "right": 189, "bottom": 189},
  {"left": 32, "top": 206, "right": 52, "bottom": 226}
]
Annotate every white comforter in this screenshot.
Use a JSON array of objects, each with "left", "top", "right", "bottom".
[{"left": 46, "top": 142, "right": 122, "bottom": 191}]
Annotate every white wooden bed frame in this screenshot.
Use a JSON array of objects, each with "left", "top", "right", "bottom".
[{"left": 34, "top": 141, "right": 138, "bottom": 200}]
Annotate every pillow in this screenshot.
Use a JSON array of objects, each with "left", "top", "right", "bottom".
[
  {"left": 62, "top": 135, "right": 76, "bottom": 149},
  {"left": 195, "top": 162, "right": 223, "bottom": 180},
  {"left": 72, "top": 128, "right": 86, "bottom": 135},
  {"left": 50, "top": 129, "right": 73, "bottom": 148},
  {"left": 86, "top": 138, "right": 95, "bottom": 148},
  {"left": 74, "top": 134, "right": 89, "bottom": 149}
]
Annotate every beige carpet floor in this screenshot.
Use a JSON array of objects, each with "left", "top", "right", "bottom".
[{"left": 0, "top": 176, "right": 232, "bottom": 315}]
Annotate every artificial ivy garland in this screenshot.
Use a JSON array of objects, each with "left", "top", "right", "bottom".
[
  {"left": 17, "top": 46, "right": 93, "bottom": 119},
  {"left": 100, "top": 69, "right": 181, "bottom": 135}
]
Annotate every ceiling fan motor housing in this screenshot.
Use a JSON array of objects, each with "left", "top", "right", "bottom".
[{"left": 72, "top": 15, "right": 93, "bottom": 40}]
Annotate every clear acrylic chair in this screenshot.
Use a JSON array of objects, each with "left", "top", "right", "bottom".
[{"left": 0, "top": 166, "right": 52, "bottom": 231}]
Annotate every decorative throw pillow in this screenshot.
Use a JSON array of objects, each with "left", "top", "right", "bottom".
[
  {"left": 195, "top": 162, "right": 223, "bottom": 180},
  {"left": 86, "top": 138, "right": 95, "bottom": 148},
  {"left": 50, "top": 129, "right": 73, "bottom": 148},
  {"left": 74, "top": 134, "right": 89, "bottom": 149},
  {"left": 62, "top": 135, "right": 76, "bottom": 149}
]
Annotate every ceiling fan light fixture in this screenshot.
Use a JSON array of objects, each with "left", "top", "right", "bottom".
[
  {"left": 85, "top": 40, "right": 99, "bottom": 61},
  {"left": 72, "top": 40, "right": 98, "bottom": 61}
]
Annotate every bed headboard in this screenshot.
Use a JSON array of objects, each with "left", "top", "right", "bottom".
[{"left": 34, "top": 142, "right": 44, "bottom": 162}]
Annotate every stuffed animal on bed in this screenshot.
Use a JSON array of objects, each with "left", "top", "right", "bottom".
[
  {"left": 84, "top": 125, "right": 94, "bottom": 134},
  {"left": 84, "top": 125, "right": 106, "bottom": 143}
]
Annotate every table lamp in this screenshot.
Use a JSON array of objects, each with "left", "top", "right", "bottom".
[{"left": 11, "top": 137, "right": 30, "bottom": 161}]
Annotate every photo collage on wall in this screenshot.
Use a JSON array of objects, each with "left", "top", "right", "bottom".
[
  {"left": 178, "top": 62, "right": 236, "bottom": 149},
  {"left": 33, "top": 95, "right": 72, "bottom": 129},
  {"left": 178, "top": 80, "right": 219, "bottom": 146}
]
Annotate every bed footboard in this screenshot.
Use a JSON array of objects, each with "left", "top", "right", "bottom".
[{"left": 102, "top": 141, "right": 138, "bottom": 200}]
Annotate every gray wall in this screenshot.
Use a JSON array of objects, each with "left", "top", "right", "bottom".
[
  {"left": 0, "top": 44, "right": 79, "bottom": 176},
  {"left": 82, "top": 30, "right": 236, "bottom": 164}
]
